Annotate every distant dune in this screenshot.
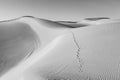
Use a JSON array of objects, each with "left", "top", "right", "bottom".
[
  {"left": 0, "top": 16, "right": 120, "bottom": 80},
  {"left": 85, "top": 17, "right": 110, "bottom": 21}
]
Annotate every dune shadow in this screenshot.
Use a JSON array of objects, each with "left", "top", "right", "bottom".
[{"left": 0, "top": 21, "right": 40, "bottom": 76}]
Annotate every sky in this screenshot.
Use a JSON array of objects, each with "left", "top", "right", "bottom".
[{"left": 0, "top": 0, "right": 120, "bottom": 21}]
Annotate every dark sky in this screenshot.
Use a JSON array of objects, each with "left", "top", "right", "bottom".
[{"left": 0, "top": 0, "right": 120, "bottom": 20}]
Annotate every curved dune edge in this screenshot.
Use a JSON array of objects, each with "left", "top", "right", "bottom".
[
  {"left": 0, "top": 16, "right": 72, "bottom": 78},
  {"left": 0, "top": 20, "right": 40, "bottom": 76}
]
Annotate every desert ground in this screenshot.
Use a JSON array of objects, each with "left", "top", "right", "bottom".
[{"left": 0, "top": 16, "right": 120, "bottom": 80}]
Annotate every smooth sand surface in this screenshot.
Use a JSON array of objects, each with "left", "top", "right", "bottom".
[{"left": 0, "top": 20, "right": 40, "bottom": 76}]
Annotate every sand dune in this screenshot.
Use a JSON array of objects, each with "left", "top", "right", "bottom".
[
  {"left": 0, "top": 16, "right": 120, "bottom": 80},
  {"left": 0, "top": 20, "right": 40, "bottom": 76}
]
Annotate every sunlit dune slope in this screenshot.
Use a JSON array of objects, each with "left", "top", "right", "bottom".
[{"left": 21, "top": 21, "right": 120, "bottom": 80}]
